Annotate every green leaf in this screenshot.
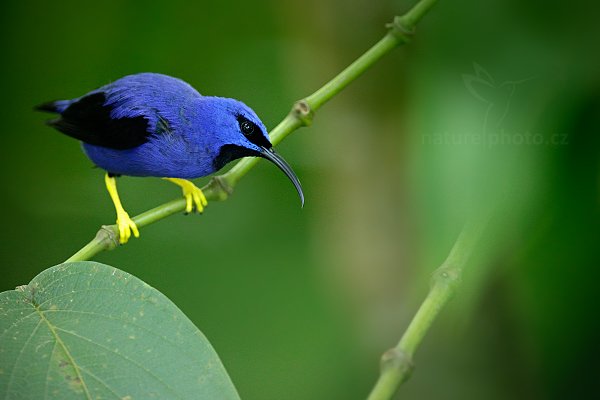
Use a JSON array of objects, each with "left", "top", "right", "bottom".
[{"left": 0, "top": 262, "right": 240, "bottom": 400}]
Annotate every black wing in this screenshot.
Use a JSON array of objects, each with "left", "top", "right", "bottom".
[{"left": 44, "top": 92, "right": 151, "bottom": 150}]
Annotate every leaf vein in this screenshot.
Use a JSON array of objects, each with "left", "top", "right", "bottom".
[
  {"left": 4, "top": 319, "right": 43, "bottom": 398},
  {"left": 52, "top": 326, "right": 185, "bottom": 400},
  {"left": 34, "top": 304, "right": 93, "bottom": 400}
]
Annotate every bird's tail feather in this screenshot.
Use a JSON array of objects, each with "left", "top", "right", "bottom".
[
  {"left": 34, "top": 101, "right": 59, "bottom": 113},
  {"left": 34, "top": 99, "right": 72, "bottom": 114}
]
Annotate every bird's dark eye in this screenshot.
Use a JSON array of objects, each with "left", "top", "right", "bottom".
[
  {"left": 236, "top": 114, "right": 271, "bottom": 149},
  {"left": 240, "top": 120, "right": 254, "bottom": 136}
]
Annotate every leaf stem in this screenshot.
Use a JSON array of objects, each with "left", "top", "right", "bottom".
[
  {"left": 366, "top": 215, "right": 488, "bottom": 400},
  {"left": 66, "top": 0, "right": 439, "bottom": 263}
]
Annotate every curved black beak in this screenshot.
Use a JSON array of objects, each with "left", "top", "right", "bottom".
[{"left": 260, "top": 147, "right": 304, "bottom": 207}]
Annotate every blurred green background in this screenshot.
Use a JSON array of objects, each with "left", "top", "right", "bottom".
[{"left": 1, "top": 0, "right": 599, "bottom": 398}]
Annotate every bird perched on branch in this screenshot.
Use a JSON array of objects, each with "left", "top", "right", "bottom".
[{"left": 37, "top": 73, "right": 303, "bottom": 244}]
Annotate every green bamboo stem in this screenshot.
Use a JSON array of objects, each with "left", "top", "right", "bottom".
[
  {"left": 65, "top": 0, "right": 440, "bottom": 263},
  {"left": 366, "top": 216, "right": 488, "bottom": 400}
]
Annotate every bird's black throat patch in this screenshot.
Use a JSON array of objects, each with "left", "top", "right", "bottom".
[{"left": 213, "top": 144, "right": 259, "bottom": 171}]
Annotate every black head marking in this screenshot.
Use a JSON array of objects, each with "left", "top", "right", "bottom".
[{"left": 236, "top": 115, "right": 271, "bottom": 149}]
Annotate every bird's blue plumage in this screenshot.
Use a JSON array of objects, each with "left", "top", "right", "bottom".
[
  {"left": 37, "top": 72, "right": 304, "bottom": 206},
  {"left": 46, "top": 73, "right": 270, "bottom": 178}
]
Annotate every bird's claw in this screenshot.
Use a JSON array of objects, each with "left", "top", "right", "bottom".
[
  {"left": 182, "top": 183, "right": 208, "bottom": 213},
  {"left": 163, "top": 178, "right": 208, "bottom": 214},
  {"left": 115, "top": 210, "right": 139, "bottom": 244}
]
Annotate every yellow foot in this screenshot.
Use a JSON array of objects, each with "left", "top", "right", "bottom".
[
  {"left": 163, "top": 178, "right": 208, "bottom": 213},
  {"left": 104, "top": 173, "right": 140, "bottom": 244},
  {"left": 116, "top": 209, "right": 139, "bottom": 244}
]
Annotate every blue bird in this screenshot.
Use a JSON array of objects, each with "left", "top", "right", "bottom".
[{"left": 37, "top": 73, "right": 303, "bottom": 244}]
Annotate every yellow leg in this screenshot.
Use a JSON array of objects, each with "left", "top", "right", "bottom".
[
  {"left": 163, "top": 178, "right": 208, "bottom": 213},
  {"left": 104, "top": 173, "right": 139, "bottom": 244}
]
